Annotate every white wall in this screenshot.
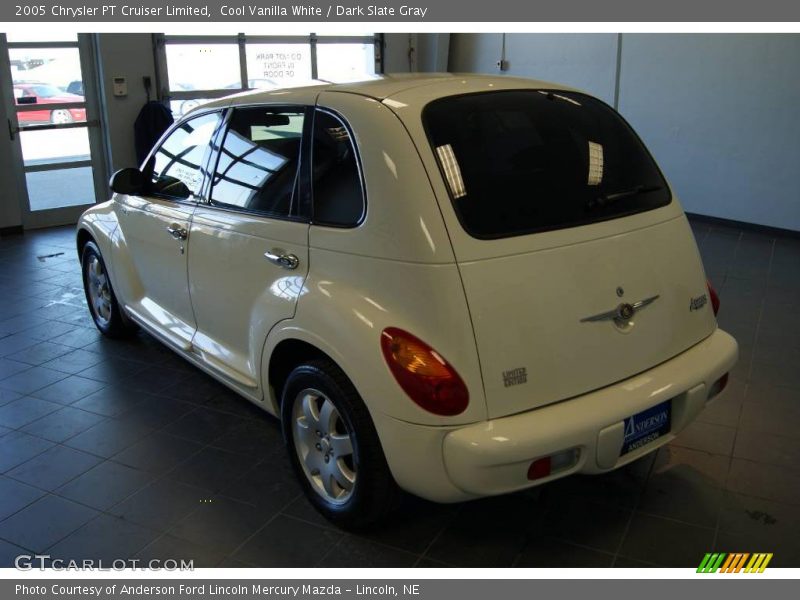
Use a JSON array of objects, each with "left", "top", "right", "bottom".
[
  {"left": 449, "top": 34, "right": 619, "bottom": 105},
  {"left": 383, "top": 33, "right": 450, "bottom": 74},
  {"left": 383, "top": 34, "right": 412, "bottom": 72},
  {"left": 618, "top": 34, "right": 800, "bottom": 231},
  {"left": 448, "top": 33, "right": 800, "bottom": 231},
  {"left": 417, "top": 34, "right": 450, "bottom": 72},
  {"left": 96, "top": 33, "right": 157, "bottom": 171}
]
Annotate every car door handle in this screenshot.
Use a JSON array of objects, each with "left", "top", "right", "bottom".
[
  {"left": 166, "top": 224, "right": 188, "bottom": 240},
  {"left": 264, "top": 250, "right": 299, "bottom": 270}
]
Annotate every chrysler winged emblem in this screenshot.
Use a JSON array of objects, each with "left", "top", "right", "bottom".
[{"left": 580, "top": 295, "right": 660, "bottom": 324}]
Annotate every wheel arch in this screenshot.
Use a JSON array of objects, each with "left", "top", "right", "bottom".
[
  {"left": 77, "top": 204, "right": 134, "bottom": 324},
  {"left": 264, "top": 334, "right": 345, "bottom": 416},
  {"left": 76, "top": 227, "right": 95, "bottom": 259}
]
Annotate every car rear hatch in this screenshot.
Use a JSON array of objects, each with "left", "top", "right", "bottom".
[{"left": 419, "top": 88, "right": 717, "bottom": 419}]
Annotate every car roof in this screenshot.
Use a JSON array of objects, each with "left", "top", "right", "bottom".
[{"left": 198, "top": 73, "right": 572, "bottom": 111}]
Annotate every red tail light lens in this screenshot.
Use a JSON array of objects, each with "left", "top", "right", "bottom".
[
  {"left": 707, "top": 280, "right": 720, "bottom": 316},
  {"left": 380, "top": 327, "right": 469, "bottom": 416},
  {"left": 527, "top": 456, "right": 552, "bottom": 481}
]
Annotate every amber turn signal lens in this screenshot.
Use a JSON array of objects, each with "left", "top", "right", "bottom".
[{"left": 380, "top": 327, "right": 469, "bottom": 416}]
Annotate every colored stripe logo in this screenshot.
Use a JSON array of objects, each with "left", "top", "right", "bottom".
[{"left": 697, "top": 553, "right": 773, "bottom": 573}]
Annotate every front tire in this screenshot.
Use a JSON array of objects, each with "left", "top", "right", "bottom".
[
  {"left": 81, "top": 241, "right": 137, "bottom": 338},
  {"left": 281, "top": 359, "right": 401, "bottom": 529}
]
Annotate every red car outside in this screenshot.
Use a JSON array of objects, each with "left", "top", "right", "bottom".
[{"left": 13, "top": 83, "right": 86, "bottom": 124}]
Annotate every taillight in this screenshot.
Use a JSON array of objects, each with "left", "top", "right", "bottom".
[
  {"left": 707, "top": 280, "right": 720, "bottom": 316},
  {"left": 527, "top": 449, "right": 579, "bottom": 481},
  {"left": 527, "top": 457, "right": 551, "bottom": 480},
  {"left": 380, "top": 327, "right": 469, "bottom": 416}
]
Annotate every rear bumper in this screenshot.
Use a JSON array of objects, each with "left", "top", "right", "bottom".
[{"left": 374, "top": 328, "right": 738, "bottom": 502}]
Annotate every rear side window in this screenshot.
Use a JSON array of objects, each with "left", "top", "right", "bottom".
[
  {"left": 311, "top": 110, "right": 364, "bottom": 227},
  {"left": 210, "top": 107, "right": 305, "bottom": 218},
  {"left": 423, "top": 90, "right": 671, "bottom": 239}
]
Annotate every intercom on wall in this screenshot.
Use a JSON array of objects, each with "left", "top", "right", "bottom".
[{"left": 112, "top": 76, "right": 128, "bottom": 97}]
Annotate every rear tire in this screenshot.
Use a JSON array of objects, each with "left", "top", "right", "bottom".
[
  {"left": 81, "top": 241, "right": 137, "bottom": 338},
  {"left": 281, "top": 358, "right": 401, "bottom": 529}
]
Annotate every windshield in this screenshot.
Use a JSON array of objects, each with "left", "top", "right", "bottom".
[
  {"left": 29, "top": 84, "right": 68, "bottom": 98},
  {"left": 423, "top": 90, "right": 671, "bottom": 239}
]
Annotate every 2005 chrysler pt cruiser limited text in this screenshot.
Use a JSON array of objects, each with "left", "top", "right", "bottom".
[{"left": 77, "top": 74, "right": 738, "bottom": 528}]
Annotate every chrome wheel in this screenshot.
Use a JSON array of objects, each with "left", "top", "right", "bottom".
[
  {"left": 86, "top": 254, "right": 112, "bottom": 326},
  {"left": 292, "top": 388, "right": 357, "bottom": 504},
  {"left": 51, "top": 109, "right": 73, "bottom": 124}
]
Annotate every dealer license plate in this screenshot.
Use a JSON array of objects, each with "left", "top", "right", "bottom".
[{"left": 621, "top": 400, "right": 671, "bottom": 455}]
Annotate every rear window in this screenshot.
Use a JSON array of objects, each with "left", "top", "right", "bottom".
[{"left": 423, "top": 90, "right": 671, "bottom": 239}]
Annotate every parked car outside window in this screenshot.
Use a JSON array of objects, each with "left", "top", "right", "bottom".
[{"left": 13, "top": 82, "right": 86, "bottom": 124}]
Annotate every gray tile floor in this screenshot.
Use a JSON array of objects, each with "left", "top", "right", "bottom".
[{"left": 0, "top": 218, "right": 798, "bottom": 568}]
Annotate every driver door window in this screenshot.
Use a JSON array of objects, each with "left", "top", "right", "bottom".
[{"left": 147, "top": 111, "right": 222, "bottom": 201}]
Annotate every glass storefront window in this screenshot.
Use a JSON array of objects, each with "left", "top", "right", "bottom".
[
  {"left": 317, "top": 43, "right": 376, "bottom": 82},
  {"left": 245, "top": 43, "right": 313, "bottom": 88},
  {"left": 166, "top": 43, "right": 240, "bottom": 90},
  {"left": 169, "top": 98, "right": 217, "bottom": 119},
  {"left": 26, "top": 166, "right": 94, "bottom": 211},
  {"left": 9, "top": 47, "right": 84, "bottom": 99},
  {"left": 20, "top": 127, "right": 91, "bottom": 167},
  {"left": 163, "top": 35, "right": 379, "bottom": 101}
]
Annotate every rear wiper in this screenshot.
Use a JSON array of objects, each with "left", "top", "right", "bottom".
[{"left": 587, "top": 184, "right": 664, "bottom": 210}]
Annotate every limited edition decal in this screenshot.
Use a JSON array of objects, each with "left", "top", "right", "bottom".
[{"left": 502, "top": 367, "right": 528, "bottom": 387}]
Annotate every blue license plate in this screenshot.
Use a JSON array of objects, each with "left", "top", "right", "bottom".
[{"left": 621, "top": 400, "right": 671, "bottom": 455}]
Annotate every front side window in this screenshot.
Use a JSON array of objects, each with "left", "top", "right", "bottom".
[
  {"left": 147, "top": 111, "right": 222, "bottom": 200},
  {"left": 311, "top": 110, "right": 364, "bottom": 227},
  {"left": 424, "top": 90, "right": 671, "bottom": 239},
  {"left": 210, "top": 107, "right": 305, "bottom": 218}
]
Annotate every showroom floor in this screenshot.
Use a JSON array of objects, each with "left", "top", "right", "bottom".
[{"left": 0, "top": 218, "right": 797, "bottom": 568}]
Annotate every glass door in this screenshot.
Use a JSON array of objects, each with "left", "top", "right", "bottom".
[{"left": 0, "top": 33, "right": 107, "bottom": 229}]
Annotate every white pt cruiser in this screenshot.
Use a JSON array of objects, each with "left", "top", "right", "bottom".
[{"left": 77, "top": 74, "right": 738, "bottom": 528}]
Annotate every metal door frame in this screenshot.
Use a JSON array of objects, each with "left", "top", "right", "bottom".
[{"left": 0, "top": 33, "right": 109, "bottom": 229}]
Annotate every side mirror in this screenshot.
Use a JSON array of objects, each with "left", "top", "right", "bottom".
[
  {"left": 110, "top": 168, "right": 146, "bottom": 195},
  {"left": 17, "top": 96, "right": 37, "bottom": 105}
]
